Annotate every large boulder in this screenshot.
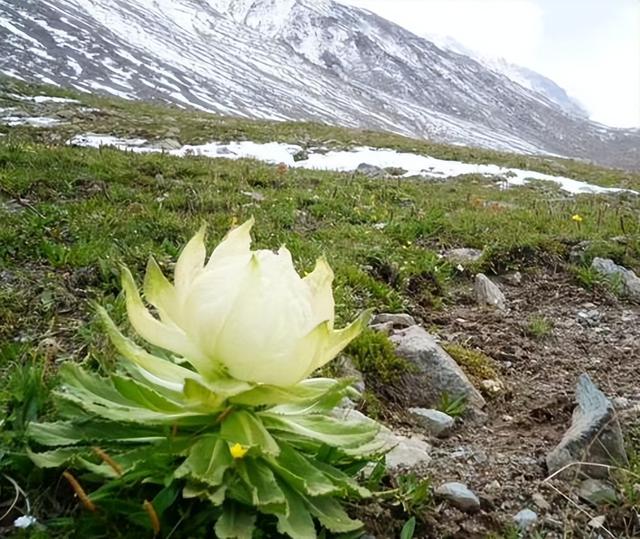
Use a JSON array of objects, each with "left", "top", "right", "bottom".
[
  {"left": 389, "top": 326, "right": 485, "bottom": 409},
  {"left": 546, "top": 374, "right": 627, "bottom": 479},
  {"left": 591, "top": 257, "right": 640, "bottom": 300}
]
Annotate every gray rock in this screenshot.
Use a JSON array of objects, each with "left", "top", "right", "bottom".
[
  {"left": 503, "top": 271, "right": 523, "bottom": 285},
  {"left": 475, "top": 273, "right": 507, "bottom": 310},
  {"left": 546, "top": 374, "right": 628, "bottom": 479},
  {"left": 409, "top": 408, "right": 455, "bottom": 438},
  {"left": 333, "top": 356, "right": 365, "bottom": 393},
  {"left": 435, "top": 482, "right": 480, "bottom": 513},
  {"left": 531, "top": 492, "right": 551, "bottom": 511},
  {"left": 513, "top": 508, "right": 538, "bottom": 530},
  {"left": 292, "top": 149, "right": 309, "bottom": 162},
  {"left": 371, "top": 312, "right": 416, "bottom": 328},
  {"left": 577, "top": 309, "right": 601, "bottom": 326},
  {"left": 384, "top": 435, "right": 432, "bottom": 471},
  {"left": 335, "top": 407, "right": 431, "bottom": 471},
  {"left": 444, "top": 248, "right": 483, "bottom": 264},
  {"left": 153, "top": 138, "right": 182, "bottom": 151},
  {"left": 356, "top": 163, "right": 385, "bottom": 178},
  {"left": 578, "top": 479, "right": 618, "bottom": 506},
  {"left": 591, "top": 257, "right": 640, "bottom": 300},
  {"left": 241, "top": 190, "right": 266, "bottom": 202},
  {"left": 389, "top": 326, "right": 485, "bottom": 409}
]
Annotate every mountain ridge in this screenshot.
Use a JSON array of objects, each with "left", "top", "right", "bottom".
[{"left": 1, "top": 0, "right": 638, "bottom": 169}]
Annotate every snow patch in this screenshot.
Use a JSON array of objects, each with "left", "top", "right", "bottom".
[
  {"left": 65, "top": 135, "right": 635, "bottom": 196},
  {"left": 2, "top": 116, "right": 62, "bottom": 127}
]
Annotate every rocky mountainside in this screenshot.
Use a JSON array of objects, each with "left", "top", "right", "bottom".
[
  {"left": 426, "top": 33, "right": 590, "bottom": 120},
  {"left": 1, "top": 0, "right": 638, "bottom": 168}
]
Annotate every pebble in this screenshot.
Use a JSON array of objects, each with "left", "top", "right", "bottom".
[
  {"left": 435, "top": 482, "right": 481, "bottom": 513},
  {"left": 513, "top": 508, "right": 538, "bottom": 530},
  {"left": 409, "top": 408, "right": 455, "bottom": 438}
]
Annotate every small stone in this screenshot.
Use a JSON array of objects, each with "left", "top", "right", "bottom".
[
  {"left": 588, "top": 515, "right": 606, "bottom": 529},
  {"left": 370, "top": 313, "right": 416, "bottom": 328},
  {"left": 435, "top": 482, "right": 480, "bottom": 513},
  {"left": 292, "top": 149, "right": 309, "bottom": 162},
  {"left": 481, "top": 379, "right": 505, "bottom": 395},
  {"left": 384, "top": 435, "right": 432, "bottom": 471},
  {"left": 578, "top": 479, "right": 618, "bottom": 506},
  {"left": 240, "top": 190, "right": 266, "bottom": 202},
  {"left": 444, "top": 248, "right": 483, "bottom": 265},
  {"left": 531, "top": 492, "right": 551, "bottom": 511},
  {"left": 333, "top": 356, "right": 365, "bottom": 393},
  {"left": 503, "top": 271, "right": 523, "bottom": 285},
  {"left": 356, "top": 163, "right": 385, "bottom": 178},
  {"left": 591, "top": 257, "right": 640, "bottom": 300},
  {"left": 577, "top": 309, "right": 601, "bottom": 326},
  {"left": 153, "top": 138, "right": 182, "bottom": 151},
  {"left": 14, "top": 515, "right": 38, "bottom": 529},
  {"left": 409, "top": 408, "right": 455, "bottom": 437},
  {"left": 546, "top": 374, "right": 628, "bottom": 478},
  {"left": 475, "top": 273, "right": 507, "bottom": 311},
  {"left": 513, "top": 509, "right": 538, "bottom": 530}
]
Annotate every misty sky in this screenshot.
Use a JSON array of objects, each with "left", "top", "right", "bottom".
[{"left": 338, "top": 0, "right": 640, "bottom": 128}]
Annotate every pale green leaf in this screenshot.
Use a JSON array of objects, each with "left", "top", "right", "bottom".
[
  {"left": 265, "top": 442, "right": 339, "bottom": 497},
  {"left": 273, "top": 480, "right": 317, "bottom": 539},
  {"left": 214, "top": 502, "right": 256, "bottom": 539},
  {"left": 259, "top": 413, "right": 379, "bottom": 449},
  {"left": 174, "top": 435, "right": 232, "bottom": 487},
  {"left": 304, "top": 495, "right": 363, "bottom": 534},
  {"left": 235, "top": 459, "right": 286, "bottom": 510},
  {"left": 220, "top": 410, "right": 280, "bottom": 457}
]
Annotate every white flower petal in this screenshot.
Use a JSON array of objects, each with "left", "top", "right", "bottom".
[{"left": 174, "top": 224, "right": 206, "bottom": 291}]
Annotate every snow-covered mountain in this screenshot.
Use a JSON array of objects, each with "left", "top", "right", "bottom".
[
  {"left": 426, "top": 33, "right": 589, "bottom": 120},
  {"left": 1, "top": 0, "right": 638, "bottom": 169}
]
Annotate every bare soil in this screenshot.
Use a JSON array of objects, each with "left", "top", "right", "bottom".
[{"left": 371, "top": 269, "right": 640, "bottom": 538}]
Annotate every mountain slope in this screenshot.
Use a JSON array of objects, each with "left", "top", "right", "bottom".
[{"left": 0, "top": 0, "right": 638, "bottom": 169}]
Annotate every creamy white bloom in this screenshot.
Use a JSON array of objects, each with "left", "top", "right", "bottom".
[{"left": 117, "top": 219, "right": 368, "bottom": 387}]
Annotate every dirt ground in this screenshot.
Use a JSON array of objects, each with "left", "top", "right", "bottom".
[{"left": 369, "top": 269, "right": 640, "bottom": 538}]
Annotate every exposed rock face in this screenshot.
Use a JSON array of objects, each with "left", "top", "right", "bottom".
[
  {"left": 546, "top": 374, "right": 628, "bottom": 478},
  {"left": 474, "top": 274, "right": 507, "bottom": 311},
  {"left": 591, "top": 257, "right": 640, "bottom": 300},
  {"left": 389, "top": 326, "right": 485, "bottom": 409}
]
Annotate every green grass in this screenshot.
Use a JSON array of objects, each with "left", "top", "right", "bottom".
[
  {"left": 2, "top": 78, "right": 640, "bottom": 538},
  {"left": 526, "top": 315, "right": 555, "bottom": 339}
]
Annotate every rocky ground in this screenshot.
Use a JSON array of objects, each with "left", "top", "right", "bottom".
[{"left": 358, "top": 261, "right": 640, "bottom": 538}]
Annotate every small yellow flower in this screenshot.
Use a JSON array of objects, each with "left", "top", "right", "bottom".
[
  {"left": 230, "top": 443, "right": 249, "bottom": 459},
  {"left": 572, "top": 214, "right": 583, "bottom": 223}
]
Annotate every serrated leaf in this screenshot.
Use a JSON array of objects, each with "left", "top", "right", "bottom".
[
  {"left": 230, "top": 378, "right": 349, "bottom": 409},
  {"left": 235, "top": 459, "right": 286, "bottom": 510},
  {"left": 303, "top": 495, "right": 363, "bottom": 534},
  {"left": 174, "top": 435, "right": 232, "bottom": 487},
  {"left": 273, "top": 479, "right": 317, "bottom": 539},
  {"left": 220, "top": 410, "right": 280, "bottom": 457},
  {"left": 260, "top": 413, "right": 378, "bottom": 449},
  {"left": 215, "top": 502, "right": 256, "bottom": 539},
  {"left": 111, "top": 374, "right": 184, "bottom": 412},
  {"left": 26, "top": 447, "right": 84, "bottom": 468},
  {"left": 27, "top": 420, "right": 166, "bottom": 446},
  {"left": 266, "top": 442, "right": 339, "bottom": 497},
  {"left": 312, "top": 460, "right": 370, "bottom": 498}
]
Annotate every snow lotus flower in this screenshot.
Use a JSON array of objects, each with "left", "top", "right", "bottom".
[{"left": 115, "top": 218, "right": 369, "bottom": 388}]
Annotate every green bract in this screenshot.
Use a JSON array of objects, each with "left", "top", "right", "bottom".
[{"left": 27, "top": 221, "right": 384, "bottom": 538}]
